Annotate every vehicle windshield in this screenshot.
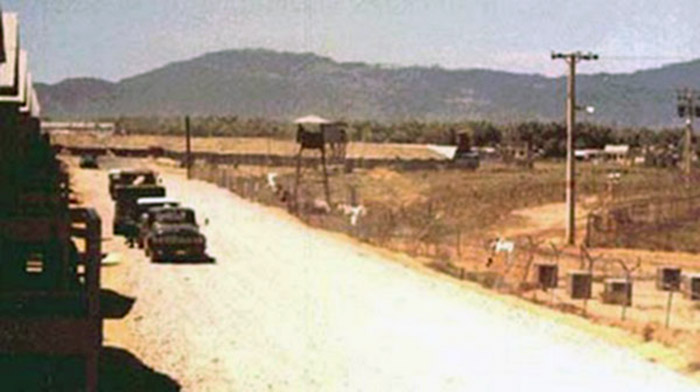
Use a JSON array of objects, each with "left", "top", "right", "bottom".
[
  {"left": 154, "top": 210, "right": 195, "bottom": 224},
  {"left": 119, "top": 172, "right": 156, "bottom": 186}
]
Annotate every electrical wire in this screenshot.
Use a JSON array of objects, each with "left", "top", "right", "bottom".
[{"left": 599, "top": 55, "right": 691, "bottom": 62}]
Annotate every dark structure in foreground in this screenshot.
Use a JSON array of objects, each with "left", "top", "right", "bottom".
[{"left": 0, "top": 10, "right": 103, "bottom": 391}]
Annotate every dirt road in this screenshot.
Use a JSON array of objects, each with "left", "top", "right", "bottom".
[{"left": 71, "top": 159, "right": 699, "bottom": 391}]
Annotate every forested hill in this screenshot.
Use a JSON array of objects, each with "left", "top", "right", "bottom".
[{"left": 35, "top": 48, "right": 700, "bottom": 127}]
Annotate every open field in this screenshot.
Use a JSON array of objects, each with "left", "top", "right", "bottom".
[
  {"left": 603, "top": 218, "right": 700, "bottom": 254},
  {"left": 50, "top": 131, "right": 446, "bottom": 160},
  {"left": 66, "top": 156, "right": 700, "bottom": 390},
  {"left": 192, "top": 158, "right": 697, "bottom": 246}
]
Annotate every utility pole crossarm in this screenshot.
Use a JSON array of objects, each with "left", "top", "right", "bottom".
[
  {"left": 551, "top": 51, "right": 599, "bottom": 245},
  {"left": 551, "top": 51, "right": 599, "bottom": 62}
]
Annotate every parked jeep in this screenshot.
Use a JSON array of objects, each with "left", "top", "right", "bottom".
[
  {"left": 112, "top": 185, "right": 166, "bottom": 237},
  {"left": 142, "top": 207, "right": 207, "bottom": 262},
  {"left": 136, "top": 203, "right": 188, "bottom": 248},
  {"left": 108, "top": 169, "right": 159, "bottom": 200},
  {"left": 79, "top": 154, "right": 99, "bottom": 169}
]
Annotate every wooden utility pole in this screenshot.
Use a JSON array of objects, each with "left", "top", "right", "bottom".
[
  {"left": 551, "top": 51, "right": 598, "bottom": 245},
  {"left": 185, "top": 115, "right": 192, "bottom": 179},
  {"left": 677, "top": 88, "right": 696, "bottom": 178},
  {"left": 685, "top": 90, "right": 694, "bottom": 176},
  {"left": 320, "top": 140, "right": 331, "bottom": 207}
]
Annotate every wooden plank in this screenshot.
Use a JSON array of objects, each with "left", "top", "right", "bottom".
[
  {"left": 0, "top": 48, "right": 25, "bottom": 103},
  {"left": 0, "top": 13, "right": 18, "bottom": 92}
]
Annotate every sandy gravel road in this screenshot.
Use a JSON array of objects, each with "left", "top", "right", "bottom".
[{"left": 70, "top": 159, "right": 699, "bottom": 391}]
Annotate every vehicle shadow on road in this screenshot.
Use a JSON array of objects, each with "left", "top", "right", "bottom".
[{"left": 101, "top": 288, "right": 136, "bottom": 319}]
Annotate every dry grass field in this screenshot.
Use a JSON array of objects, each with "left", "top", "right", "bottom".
[
  {"left": 50, "top": 131, "right": 445, "bottom": 160},
  {"left": 238, "top": 160, "right": 692, "bottom": 245}
]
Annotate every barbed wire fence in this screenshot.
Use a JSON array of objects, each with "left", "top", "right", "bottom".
[{"left": 586, "top": 192, "right": 700, "bottom": 250}]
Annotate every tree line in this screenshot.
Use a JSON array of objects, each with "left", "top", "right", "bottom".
[{"left": 81, "top": 116, "right": 686, "bottom": 159}]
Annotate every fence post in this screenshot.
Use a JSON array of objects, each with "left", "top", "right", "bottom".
[
  {"left": 665, "top": 289, "right": 674, "bottom": 328},
  {"left": 456, "top": 229, "right": 462, "bottom": 258},
  {"left": 584, "top": 214, "right": 592, "bottom": 248}
]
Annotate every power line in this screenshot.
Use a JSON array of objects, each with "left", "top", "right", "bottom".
[{"left": 600, "top": 55, "right": 690, "bottom": 61}]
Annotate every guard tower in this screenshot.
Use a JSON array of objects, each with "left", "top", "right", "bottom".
[
  {"left": 293, "top": 115, "right": 334, "bottom": 211},
  {"left": 0, "top": 10, "right": 102, "bottom": 391}
]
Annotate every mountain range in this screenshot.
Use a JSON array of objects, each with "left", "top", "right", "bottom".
[{"left": 35, "top": 48, "right": 700, "bottom": 127}]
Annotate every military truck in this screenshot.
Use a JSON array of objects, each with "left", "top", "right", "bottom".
[
  {"left": 132, "top": 197, "right": 180, "bottom": 246},
  {"left": 79, "top": 154, "right": 99, "bottom": 169},
  {"left": 108, "top": 169, "right": 159, "bottom": 200},
  {"left": 112, "top": 185, "right": 166, "bottom": 237},
  {"left": 137, "top": 205, "right": 191, "bottom": 248},
  {"left": 142, "top": 206, "right": 207, "bottom": 262}
]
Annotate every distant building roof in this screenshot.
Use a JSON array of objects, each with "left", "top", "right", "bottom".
[
  {"left": 604, "top": 145, "right": 630, "bottom": 154},
  {"left": 476, "top": 146, "right": 497, "bottom": 154},
  {"left": 294, "top": 115, "right": 332, "bottom": 125},
  {"left": 427, "top": 144, "right": 458, "bottom": 160},
  {"left": 574, "top": 148, "right": 603, "bottom": 158}
]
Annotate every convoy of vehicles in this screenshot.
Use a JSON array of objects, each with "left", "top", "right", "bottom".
[{"left": 109, "top": 168, "right": 208, "bottom": 262}]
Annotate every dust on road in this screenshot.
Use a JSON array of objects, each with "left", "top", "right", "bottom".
[{"left": 70, "top": 158, "right": 699, "bottom": 391}]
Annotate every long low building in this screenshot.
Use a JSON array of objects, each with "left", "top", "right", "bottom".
[
  {"left": 41, "top": 121, "right": 116, "bottom": 132},
  {"left": 575, "top": 144, "right": 633, "bottom": 163}
]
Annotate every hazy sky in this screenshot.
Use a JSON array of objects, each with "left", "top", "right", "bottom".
[{"left": 5, "top": 0, "right": 700, "bottom": 83}]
